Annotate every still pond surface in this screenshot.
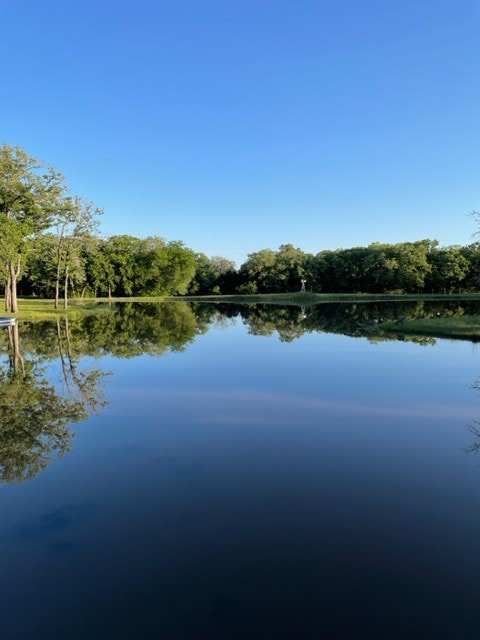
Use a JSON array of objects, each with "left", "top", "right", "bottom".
[{"left": 2, "top": 301, "right": 480, "bottom": 639}]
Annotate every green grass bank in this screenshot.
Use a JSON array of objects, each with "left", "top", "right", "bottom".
[
  {"left": 377, "top": 315, "right": 480, "bottom": 340},
  {"left": 176, "top": 292, "right": 480, "bottom": 305}
]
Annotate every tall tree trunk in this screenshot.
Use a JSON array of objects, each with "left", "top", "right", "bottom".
[
  {"left": 69, "top": 276, "right": 75, "bottom": 299},
  {"left": 55, "top": 277, "right": 60, "bottom": 309},
  {"left": 55, "top": 250, "right": 62, "bottom": 310},
  {"left": 4, "top": 275, "right": 11, "bottom": 311},
  {"left": 55, "top": 224, "right": 66, "bottom": 310},
  {"left": 63, "top": 265, "right": 69, "bottom": 309},
  {"left": 9, "top": 261, "right": 18, "bottom": 313}
]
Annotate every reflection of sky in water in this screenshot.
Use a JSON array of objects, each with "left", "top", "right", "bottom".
[{"left": 1, "top": 316, "right": 480, "bottom": 639}]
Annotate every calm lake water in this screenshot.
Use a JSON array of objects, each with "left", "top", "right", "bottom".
[{"left": 2, "top": 301, "right": 480, "bottom": 639}]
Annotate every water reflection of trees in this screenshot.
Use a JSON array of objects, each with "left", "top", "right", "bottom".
[
  {"left": 0, "top": 323, "right": 106, "bottom": 485},
  {"left": 201, "top": 300, "right": 480, "bottom": 344},
  {"left": 0, "top": 302, "right": 211, "bottom": 485},
  {"left": 3, "top": 299, "right": 479, "bottom": 483},
  {"left": 21, "top": 301, "right": 209, "bottom": 360}
]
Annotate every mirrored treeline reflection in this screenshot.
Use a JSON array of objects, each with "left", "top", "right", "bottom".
[
  {"left": 18, "top": 301, "right": 210, "bottom": 359},
  {"left": 203, "top": 299, "right": 480, "bottom": 343},
  {"left": 0, "top": 302, "right": 216, "bottom": 484},
  {"left": 0, "top": 321, "right": 108, "bottom": 485},
  {"left": 2, "top": 298, "right": 480, "bottom": 486},
  {"left": 19, "top": 298, "right": 480, "bottom": 356}
]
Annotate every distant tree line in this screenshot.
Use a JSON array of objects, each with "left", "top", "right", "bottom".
[
  {"left": 24, "top": 233, "right": 197, "bottom": 300},
  {"left": 233, "top": 240, "right": 480, "bottom": 295},
  {"left": 1, "top": 143, "right": 480, "bottom": 307},
  {"left": 16, "top": 238, "right": 480, "bottom": 300}
]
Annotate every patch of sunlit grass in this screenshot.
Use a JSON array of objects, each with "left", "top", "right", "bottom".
[{"left": 380, "top": 315, "right": 480, "bottom": 339}]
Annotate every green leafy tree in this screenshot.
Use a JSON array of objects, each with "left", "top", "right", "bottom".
[
  {"left": 273, "top": 244, "right": 311, "bottom": 291},
  {"left": 426, "top": 246, "right": 469, "bottom": 293},
  {"left": 23, "top": 234, "right": 58, "bottom": 297},
  {"left": 83, "top": 237, "right": 116, "bottom": 298},
  {"left": 315, "top": 241, "right": 434, "bottom": 293},
  {"left": 103, "top": 235, "right": 144, "bottom": 296},
  {"left": 0, "top": 144, "right": 66, "bottom": 311},
  {"left": 188, "top": 253, "right": 216, "bottom": 294},
  {"left": 140, "top": 239, "right": 196, "bottom": 295},
  {"left": 51, "top": 196, "right": 103, "bottom": 308},
  {"left": 314, "top": 249, "right": 360, "bottom": 293},
  {"left": 239, "top": 249, "right": 278, "bottom": 293},
  {"left": 460, "top": 243, "right": 480, "bottom": 291},
  {"left": 386, "top": 241, "right": 433, "bottom": 292},
  {"left": 188, "top": 253, "right": 236, "bottom": 294}
]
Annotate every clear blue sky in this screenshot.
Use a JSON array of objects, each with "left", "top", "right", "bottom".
[{"left": 1, "top": 0, "right": 478, "bottom": 266}]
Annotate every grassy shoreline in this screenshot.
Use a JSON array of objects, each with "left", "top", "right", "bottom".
[
  {"left": 174, "top": 292, "right": 480, "bottom": 305},
  {"left": 375, "top": 316, "right": 480, "bottom": 341},
  {"left": 1, "top": 299, "right": 116, "bottom": 321},
  {"left": 6, "top": 292, "right": 480, "bottom": 313},
  {"left": 6, "top": 291, "right": 480, "bottom": 319}
]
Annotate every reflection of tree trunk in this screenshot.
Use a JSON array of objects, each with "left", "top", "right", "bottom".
[
  {"left": 56, "top": 318, "right": 74, "bottom": 396},
  {"left": 65, "top": 317, "right": 72, "bottom": 361},
  {"left": 58, "top": 317, "right": 85, "bottom": 402},
  {"left": 14, "top": 323, "right": 24, "bottom": 374},
  {"left": 7, "top": 323, "right": 24, "bottom": 374},
  {"left": 64, "top": 317, "right": 83, "bottom": 398},
  {"left": 7, "top": 326, "right": 14, "bottom": 371}
]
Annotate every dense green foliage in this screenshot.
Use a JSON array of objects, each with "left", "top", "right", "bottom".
[
  {"left": 236, "top": 241, "right": 480, "bottom": 295},
  {"left": 23, "top": 234, "right": 197, "bottom": 299},
  {"left": 13, "top": 239, "right": 480, "bottom": 300}
]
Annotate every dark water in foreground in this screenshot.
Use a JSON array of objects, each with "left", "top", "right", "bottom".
[{"left": 1, "top": 301, "right": 480, "bottom": 639}]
